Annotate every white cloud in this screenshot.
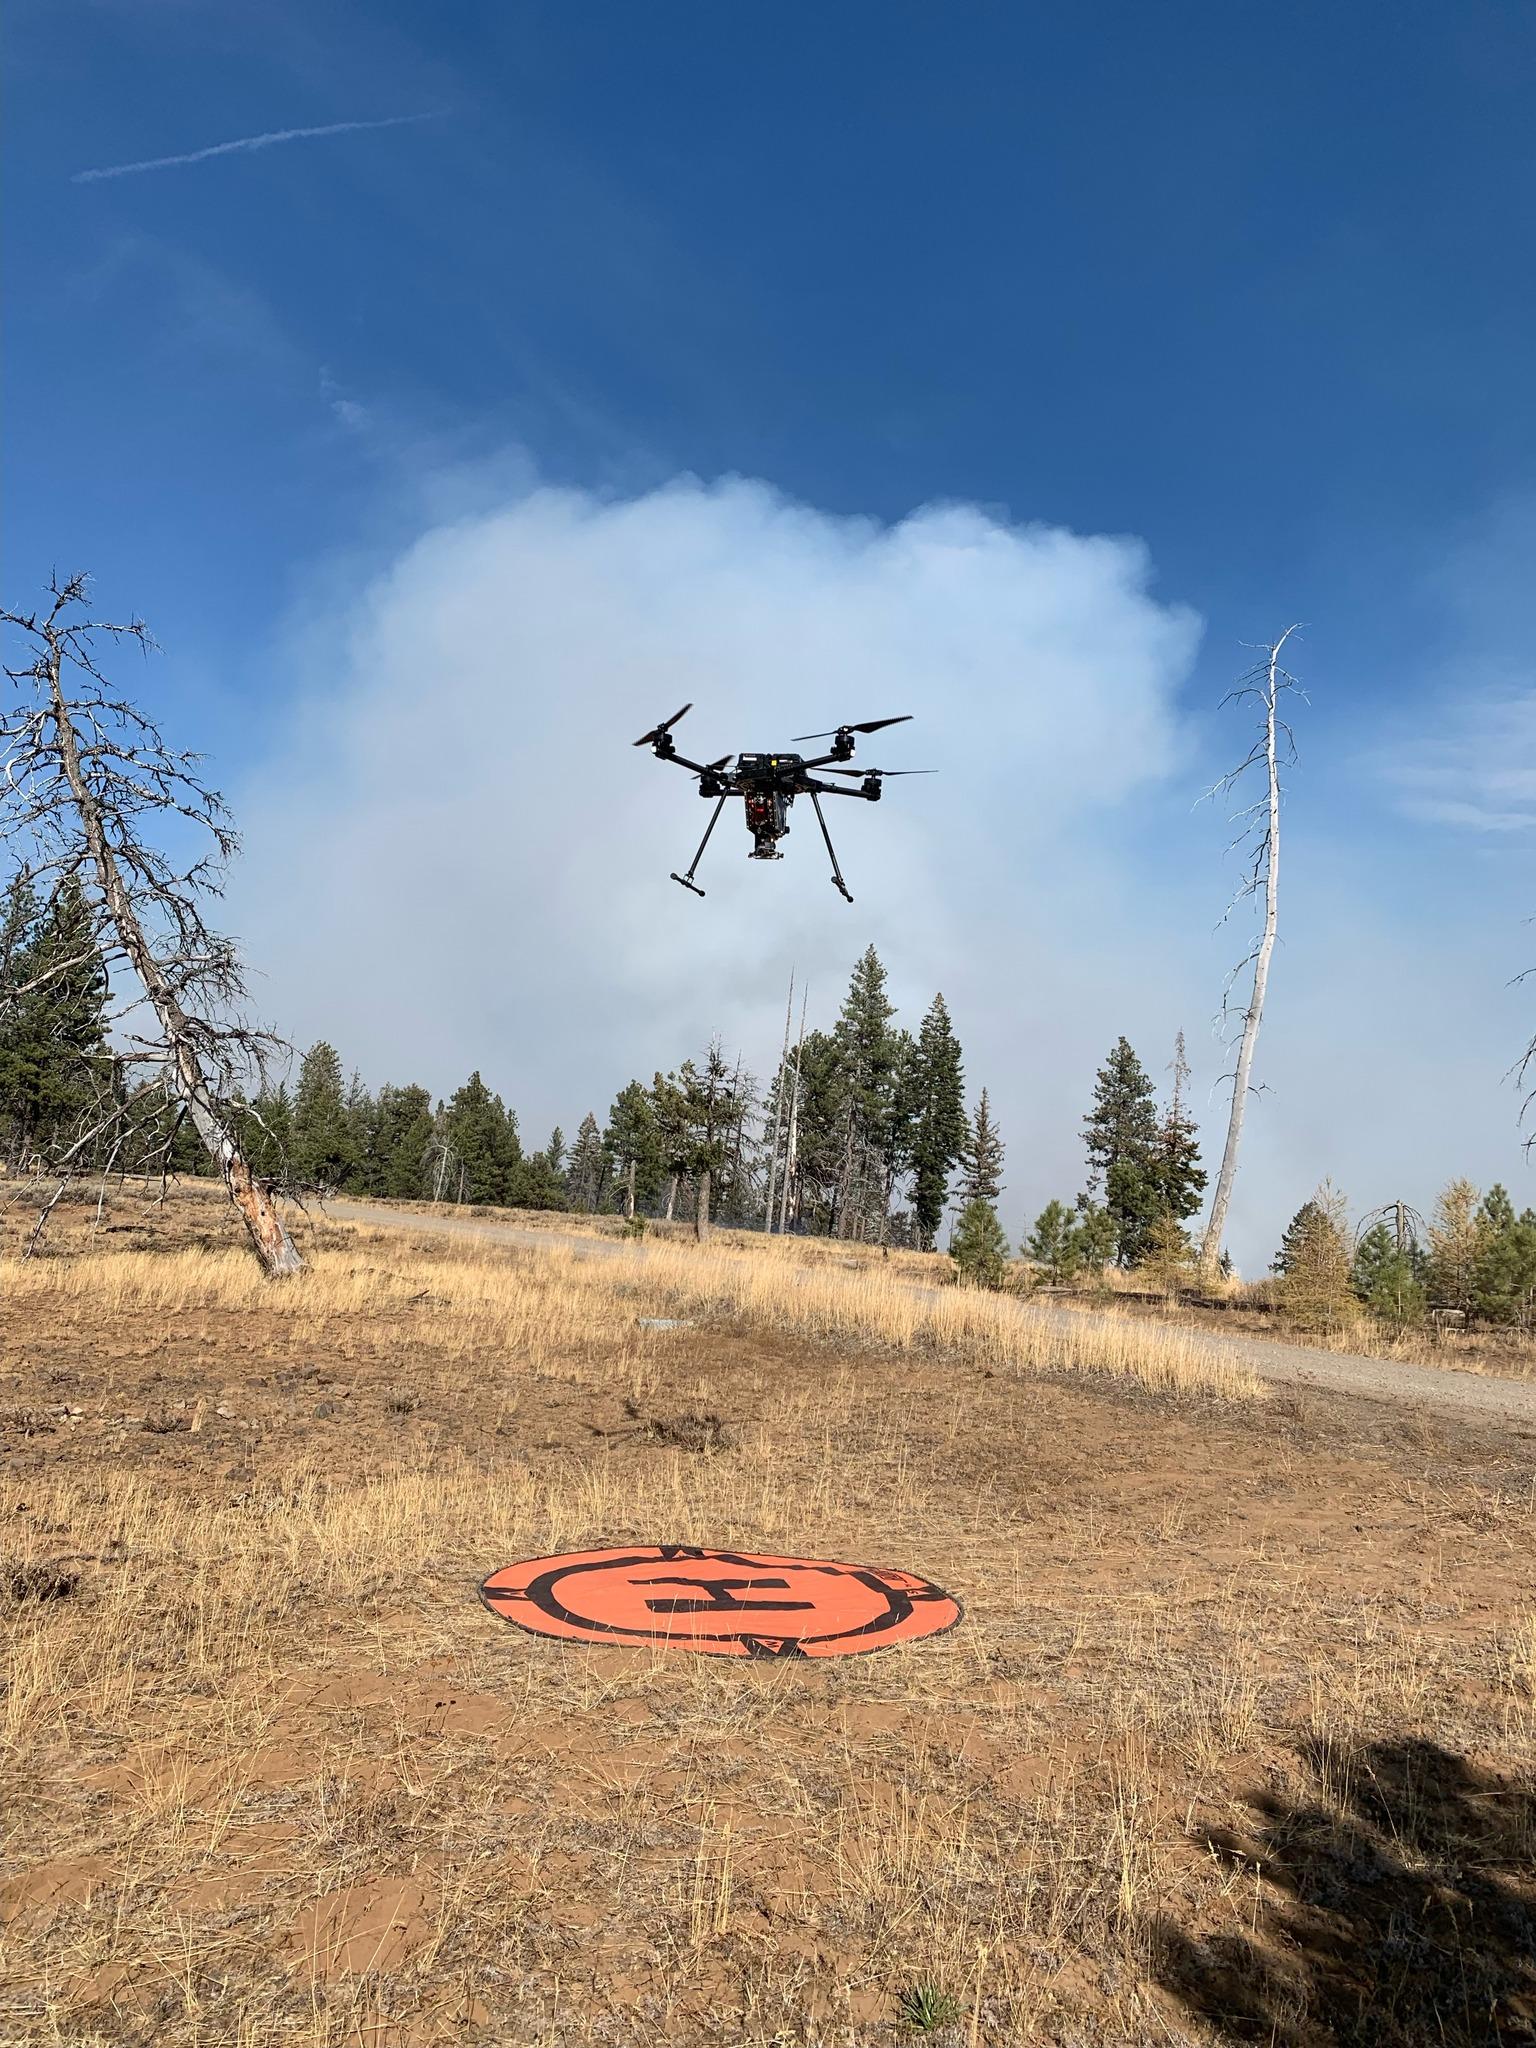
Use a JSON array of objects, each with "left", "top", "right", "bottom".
[
  {"left": 1384, "top": 496, "right": 1536, "bottom": 833},
  {"left": 1388, "top": 685, "right": 1536, "bottom": 831},
  {"left": 72, "top": 112, "right": 445, "bottom": 184}
]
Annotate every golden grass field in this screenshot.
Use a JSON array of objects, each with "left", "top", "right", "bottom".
[{"left": 2, "top": 1182, "right": 1533, "bottom": 2046}]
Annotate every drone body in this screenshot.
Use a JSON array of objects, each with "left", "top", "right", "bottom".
[{"left": 633, "top": 707, "right": 928, "bottom": 901}]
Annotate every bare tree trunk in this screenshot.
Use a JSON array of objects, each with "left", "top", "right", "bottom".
[
  {"left": 664, "top": 1174, "right": 678, "bottom": 1222},
  {"left": 695, "top": 1166, "right": 711, "bottom": 1242},
  {"left": 624, "top": 1157, "right": 636, "bottom": 1219},
  {"left": 764, "top": 972, "right": 794, "bottom": 1233},
  {"left": 1199, "top": 627, "right": 1300, "bottom": 1284},
  {"left": 41, "top": 643, "right": 302, "bottom": 1276},
  {"left": 780, "top": 1077, "right": 800, "bottom": 1235}
]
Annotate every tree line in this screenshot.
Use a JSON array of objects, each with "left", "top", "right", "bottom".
[
  {"left": 8, "top": 860, "right": 1534, "bottom": 1330},
  {"left": 948, "top": 1033, "right": 1209, "bottom": 1287},
  {"left": 224, "top": 947, "right": 975, "bottom": 1245},
  {"left": 0, "top": 925, "right": 985, "bottom": 1249},
  {"left": 1269, "top": 1178, "right": 1536, "bottom": 1333}
]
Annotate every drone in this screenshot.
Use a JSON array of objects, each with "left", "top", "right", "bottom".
[{"left": 633, "top": 706, "right": 930, "bottom": 901}]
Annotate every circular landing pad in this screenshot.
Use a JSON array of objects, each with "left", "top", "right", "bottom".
[{"left": 480, "top": 1544, "right": 961, "bottom": 1659}]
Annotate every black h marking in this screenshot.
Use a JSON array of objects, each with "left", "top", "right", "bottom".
[{"left": 635, "top": 1575, "right": 815, "bottom": 1615}]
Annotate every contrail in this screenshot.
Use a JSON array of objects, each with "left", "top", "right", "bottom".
[{"left": 72, "top": 111, "right": 444, "bottom": 184}]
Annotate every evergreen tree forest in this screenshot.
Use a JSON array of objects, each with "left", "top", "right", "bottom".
[
  {"left": 6, "top": 891, "right": 1536, "bottom": 1335},
  {"left": 0, "top": 874, "right": 112, "bottom": 1172},
  {"left": 223, "top": 948, "right": 983, "bottom": 1246}
]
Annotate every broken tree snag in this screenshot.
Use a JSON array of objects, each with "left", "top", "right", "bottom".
[
  {"left": 225, "top": 1155, "right": 303, "bottom": 1276},
  {"left": 0, "top": 573, "right": 305, "bottom": 1277},
  {"left": 1198, "top": 626, "right": 1303, "bottom": 1286},
  {"left": 181, "top": 1087, "right": 304, "bottom": 1277}
]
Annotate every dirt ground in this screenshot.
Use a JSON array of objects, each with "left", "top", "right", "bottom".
[{"left": 2, "top": 1184, "right": 1534, "bottom": 2047}]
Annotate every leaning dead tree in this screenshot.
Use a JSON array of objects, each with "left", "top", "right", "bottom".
[
  {"left": 1514, "top": 965, "right": 1536, "bottom": 1147},
  {"left": 1, "top": 575, "right": 303, "bottom": 1275},
  {"left": 1197, "top": 626, "right": 1303, "bottom": 1284}
]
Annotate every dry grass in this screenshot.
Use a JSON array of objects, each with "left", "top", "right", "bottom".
[
  {"left": 2, "top": 1188, "right": 1533, "bottom": 2046},
  {"left": 4, "top": 1226, "right": 1268, "bottom": 1403},
  {"left": 1095, "top": 1268, "right": 1536, "bottom": 1382}
]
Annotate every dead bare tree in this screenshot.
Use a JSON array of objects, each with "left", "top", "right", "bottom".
[
  {"left": 1, "top": 574, "right": 303, "bottom": 1274},
  {"left": 1513, "top": 961, "right": 1536, "bottom": 1147},
  {"left": 1197, "top": 626, "right": 1304, "bottom": 1283}
]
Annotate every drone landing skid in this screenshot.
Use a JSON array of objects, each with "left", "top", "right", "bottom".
[{"left": 808, "top": 790, "right": 855, "bottom": 903}]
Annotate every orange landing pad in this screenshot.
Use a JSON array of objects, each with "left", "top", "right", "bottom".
[{"left": 480, "top": 1545, "right": 962, "bottom": 1658}]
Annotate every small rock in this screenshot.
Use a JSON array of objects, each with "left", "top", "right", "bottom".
[
  {"left": 313, "top": 1402, "right": 336, "bottom": 1419},
  {"left": 637, "top": 1317, "right": 693, "bottom": 1330}
]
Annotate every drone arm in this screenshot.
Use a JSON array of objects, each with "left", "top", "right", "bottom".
[
  {"left": 654, "top": 750, "right": 715, "bottom": 775},
  {"left": 805, "top": 776, "right": 878, "bottom": 800}
]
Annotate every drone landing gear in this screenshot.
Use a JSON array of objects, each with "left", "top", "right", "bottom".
[
  {"left": 808, "top": 790, "right": 855, "bottom": 903},
  {"left": 671, "top": 792, "right": 727, "bottom": 898}
]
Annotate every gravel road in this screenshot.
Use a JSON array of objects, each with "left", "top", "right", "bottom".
[{"left": 326, "top": 1199, "right": 1536, "bottom": 1433}]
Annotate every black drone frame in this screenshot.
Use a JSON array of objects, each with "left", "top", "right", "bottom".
[{"left": 633, "top": 707, "right": 929, "bottom": 902}]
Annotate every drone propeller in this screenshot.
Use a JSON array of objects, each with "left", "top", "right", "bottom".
[
  {"left": 701, "top": 754, "right": 734, "bottom": 772},
  {"left": 790, "top": 714, "right": 913, "bottom": 742},
  {"left": 822, "top": 765, "right": 934, "bottom": 777},
  {"left": 633, "top": 703, "right": 692, "bottom": 747}
]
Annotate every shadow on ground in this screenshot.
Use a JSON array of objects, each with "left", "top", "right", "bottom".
[{"left": 1150, "top": 1737, "right": 1536, "bottom": 2045}]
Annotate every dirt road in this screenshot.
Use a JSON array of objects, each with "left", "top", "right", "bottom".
[{"left": 326, "top": 1199, "right": 1536, "bottom": 1431}]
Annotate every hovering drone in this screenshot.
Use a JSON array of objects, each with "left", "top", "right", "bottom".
[{"left": 633, "top": 705, "right": 930, "bottom": 901}]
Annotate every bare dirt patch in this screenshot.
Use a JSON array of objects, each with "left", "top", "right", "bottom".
[{"left": 1, "top": 1185, "right": 1532, "bottom": 2045}]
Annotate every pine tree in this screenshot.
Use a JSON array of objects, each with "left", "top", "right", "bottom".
[
  {"left": 0, "top": 874, "right": 111, "bottom": 1168},
  {"left": 0, "top": 871, "right": 45, "bottom": 1166},
  {"left": 1142, "top": 1210, "right": 1195, "bottom": 1297},
  {"left": 0, "top": 869, "right": 37, "bottom": 996},
  {"left": 1352, "top": 1223, "right": 1426, "bottom": 1325},
  {"left": 1072, "top": 1200, "right": 1117, "bottom": 1277},
  {"left": 290, "top": 1042, "right": 356, "bottom": 1188},
  {"left": 1466, "top": 1186, "right": 1536, "bottom": 1327},
  {"left": 1425, "top": 1178, "right": 1485, "bottom": 1313},
  {"left": 565, "top": 1112, "right": 607, "bottom": 1212},
  {"left": 783, "top": 1029, "right": 847, "bottom": 1233},
  {"left": 1275, "top": 1182, "right": 1354, "bottom": 1331},
  {"left": 1026, "top": 1198, "right": 1079, "bottom": 1283},
  {"left": 908, "top": 994, "right": 966, "bottom": 1249},
  {"left": 1082, "top": 1038, "right": 1161, "bottom": 1265},
  {"left": 950, "top": 1197, "right": 1010, "bottom": 1289},
  {"left": 442, "top": 1071, "right": 520, "bottom": 1204},
  {"left": 878, "top": 1026, "right": 921, "bottom": 1224},
  {"left": 1155, "top": 1033, "right": 1207, "bottom": 1224},
  {"left": 831, "top": 947, "right": 901, "bottom": 1238},
  {"left": 956, "top": 1089, "right": 1005, "bottom": 1204},
  {"left": 515, "top": 1133, "right": 569, "bottom": 1211},
  {"left": 240, "top": 1082, "right": 293, "bottom": 1182},
  {"left": 376, "top": 1084, "right": 434, "bottom": 1199},
  {"left": 1273, "top": 1200, "right": 1323, "bottom": 1275},
  {"left": 343, "top": 1072, "right": 378, "bottom": 1192},
  {"left": 667, "top": 1041, "right": 745, "bottom": 1238},
  {"left": 603, "top": 1081, "right": 665, "bottom": 1214}
]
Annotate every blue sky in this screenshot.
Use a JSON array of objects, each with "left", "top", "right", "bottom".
[{"left": 5, "top": 1, "right": 1535, "bottom": 1259}]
